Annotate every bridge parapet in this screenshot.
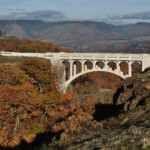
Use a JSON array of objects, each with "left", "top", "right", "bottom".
[{"left": 57, "top": 53, "right": 143, "bottom": 61}]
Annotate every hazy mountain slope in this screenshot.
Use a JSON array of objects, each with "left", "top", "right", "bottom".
[
  {"left": 1, "top": 20, "right": 150, "bottom": 53},
  {"left": 6, "top": 23, "right": 28, "bottom": 38},
  {"left": 37, "top": 22, "right": 121, "bottom": 47},
  {"left": 0, "top": 20, "right": 57, "bottom": 38},
  {"left": 121, "top": 22, "right": 150, "bottom": 36}
]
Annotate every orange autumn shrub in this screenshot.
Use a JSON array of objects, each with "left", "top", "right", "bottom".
[
  {"left": 60, "top": 109, "right": 101, "bottom": 141},
  {"left": 0, "top": 36, "right": 71, "bottom": 53},
  {"left": 21, "top": 58, "right": 58, "bottom": 93},
  {"left": 51, "top": 109, "right": 101, "bottom": 142},
  {"left": 82, "top": 97, "right": 98, "bottom": 115},
  {"left": 0, "top": 64, "right": 24, "bottom": 85},
  {"left": 59, "top": 93, "right": 74, "bottom": 105},
  {"left": 0, "top": 83, "right": 43, "bottom": 147}
]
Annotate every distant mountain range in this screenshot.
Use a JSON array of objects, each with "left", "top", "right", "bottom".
[{"left": 1, "top": 20, "right": 150, "bottom": 53}]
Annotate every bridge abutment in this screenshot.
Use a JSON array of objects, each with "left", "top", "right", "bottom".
[{"left": 142, "top": 54, "right": 150, "bottom": 72}]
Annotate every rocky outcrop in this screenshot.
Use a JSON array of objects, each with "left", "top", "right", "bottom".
[{"left": 115, "top": 73, "right": 150, "bottom": 111}]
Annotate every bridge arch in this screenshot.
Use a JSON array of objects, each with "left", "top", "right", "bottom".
[
  {"left": 63, "top": 69, "right": 127, "bottom": 93},
  {"left": 60, "top": 59, "right": 134, "bottom": 93}
]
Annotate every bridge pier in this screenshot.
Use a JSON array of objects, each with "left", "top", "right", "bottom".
[
  {"left": 142, "top": 54, "right": 150, "bottom": 72},
  {"left": 69, "top": 60, "right": 73, "bottom": 79},
  {"left": 81, "top": 61, "right": 84, "bottom": 72},
  {"left": 84, "top": 64, "right": 87, "bottom": 71},
  {"left": 116, "top": 61, "right": 120, "bottom": 73},
  {"left": 104, "top": 61, "right": 109, "bottom": 70},
  {"left": 73, "top": 63, "right": 76, "bottom": 76},
  {"left": 128, "top": 61, "right": 132, "bottom": 77}
]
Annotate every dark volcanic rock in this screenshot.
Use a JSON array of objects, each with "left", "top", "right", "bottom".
[{"left": 115, "top": 73, "right": 150, "bottom": 111}]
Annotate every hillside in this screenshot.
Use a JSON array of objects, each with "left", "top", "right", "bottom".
[
  {"left": 0, "top": 56, "right": 124, "bottom": 150},
  {"left": 0, "top": 54, "right": 148, "bottom": 150},
  {"left": 45, "top": 72, "right": 150, "bottom": 150},
  {"left": 1, "top": 20, "right": 150, "bottom": 53},
  {"left": 0, "top": 29, "right": 2, "bottom": 37},
  {"left": 0, "top": 23, "right": 149, "bottom": 149},
  {"left": 0, "top": 36, "right": 71, "bottom": 53}
]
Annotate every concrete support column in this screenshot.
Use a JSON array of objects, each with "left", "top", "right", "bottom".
[
  {"left": 63, "top": 68, "right": 66, "bottom": 81},
  {"left": 61, "top": 63, "right": 66, "bottom": 82},
  {"left": 81, "top": 60, "right": 85, "bottom": 72},
  {"left": 104, "top": 61, "right": 109, "bottom": 70},
  {"left": 95, "top": 64, "right": 98, "bottom": 69},
  {"left": 70, "top": 60, "right": 73, "bottom": 79},
  {"left": 85, "top": 64, "right": 87, "bottom": 70},
  {"left": 116, "top": 61, "right": 120, "bottom": 72},
  {"left": 128, "top": 61, "right": 132, "bottom": 77},
  {"left": 93, "top": 60, "right": 97, "bottom": 69},
  {"left": 73, "top": 64, "right": 76, "bottom": 76}
]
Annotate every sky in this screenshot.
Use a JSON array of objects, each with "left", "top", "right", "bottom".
[{"left": 0, "top": 0, "right": 150, "bottom": 25}]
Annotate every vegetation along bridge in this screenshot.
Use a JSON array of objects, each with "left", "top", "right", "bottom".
[{"left": 0, "top": 51, "right": 150, "bottom": 93}]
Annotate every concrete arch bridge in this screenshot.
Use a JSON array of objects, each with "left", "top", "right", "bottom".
[{"left": 0, "top": 51, "right": 150, "bottom": 93}]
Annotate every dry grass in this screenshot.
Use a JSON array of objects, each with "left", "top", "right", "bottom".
[{"left": 0, "top": 56, "right": 24, "bottom": 63}]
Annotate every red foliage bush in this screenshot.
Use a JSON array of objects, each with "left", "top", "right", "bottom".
[{"left": 0, "top": 36, "right": 71, "bottom": 53}]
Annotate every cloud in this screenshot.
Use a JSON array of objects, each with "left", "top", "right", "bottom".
[
  {"left": 102, "top": 11, "right": 150, "bottom": 25},
  {"left": 0, "top": 9, "right": 99, "bottom": 22},
  {"left": 1, "top": 9, "right": 150, "bottom": 25},
  {"left": 7, "top": 8, "right": 25, "bottom": 11},
  {"left": 0, "top": 10, "right": 68, "bottom": 22},
  {"left": 110, "top": 11, "right": 150, "bottom": 20}
]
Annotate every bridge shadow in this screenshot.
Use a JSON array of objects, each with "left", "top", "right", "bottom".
[
  {"left": 143, "top": 67, "right": 150, "bottom": 73},
  {"left": 93, "top": 103, "right": 122, "bottom": 121},
  {"left": 94, "top": 87, "right": 124, "bottom": 121}
]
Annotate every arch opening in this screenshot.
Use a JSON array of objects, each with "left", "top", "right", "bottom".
[
  {"left": 84, "top": 60, "right": 93, "bottom": 70},
  {"left": 108, "top": 61, "right": 117, "bottom": 71},
  {"left": 131, "top": 61, "right": 142, "bottom": 76},
  {"left": 96, "top": 61, "right": 105, "bottom": 69},
  {"left": 120, "top": 61, "right": 129, "bottom": 75},
  {"left": 64, "top": 70, "right": 125, "bottom": 93}
]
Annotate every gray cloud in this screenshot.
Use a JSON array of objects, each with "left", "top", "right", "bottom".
[
  {"left": 110, "top": 11, "right": 150, "bottom": 20},
  {"left": 102, "top": 11, "right": 150, "bottom": 25},
  {"left": 16, "top": 8, "right": 25, "bottom": 11},
  {"left": 0, "top": 10, "right": 68, "bottom": 22},
  {"left": 8, "top": 8, "right": 25, "bottom": 11}
]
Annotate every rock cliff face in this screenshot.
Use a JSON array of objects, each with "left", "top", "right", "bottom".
[{"left": 115, "top": 72, "right": 150, "bottom": 111}]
